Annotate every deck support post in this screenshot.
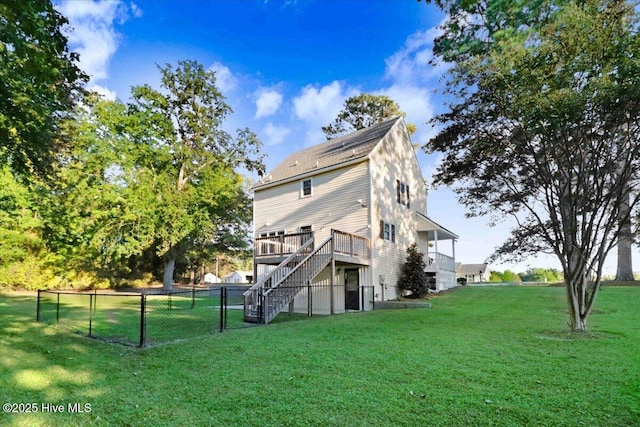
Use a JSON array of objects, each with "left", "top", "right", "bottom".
[{"left": 330, "top": 231, "right": 335, "bottom": 315}]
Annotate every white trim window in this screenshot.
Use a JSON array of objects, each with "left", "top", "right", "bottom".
[
  {"left": 299, "top": 225, "right": 313, "bottom": 245},
  {"left": 380, "top": 220, "right": 396, "bottom": 243},
  {"left": 301, "top": 178, "right": 313, "bottom": 197},
  {"left": 396, "top": 179, "right": 410, "bottom": 208}
]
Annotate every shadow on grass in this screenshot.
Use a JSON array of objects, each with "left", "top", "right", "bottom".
[
  {"left": 0, "top": 293, "right": 119, "bottom": 426},
  {"left": 535, "top": 329, "right": 625, "bottom": 341}
]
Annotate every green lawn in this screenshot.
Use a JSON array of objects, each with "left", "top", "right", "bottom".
[
  {"left": 1, "top": 286, "right": 639, "bottom": 426},
  {"left": 35, "top": 290, "right": 247, "bottom": 346}
]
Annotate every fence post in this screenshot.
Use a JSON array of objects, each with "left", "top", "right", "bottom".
[
  {"left": 191, "top": 287, "right": 195, "bottom": 309},
  {"left": 219, "top": 287, "right": 226, "bottom": 332},
  {"left": 56, "top": 292, "right": 60, "bottom": 323},
  {"left": 139, "top": 294, "right": 146, "bottom": 348},
  {"left": 36, "top": 289, "right": 41, "bottom": 322},
  {"left": 259, "top": 290, "right": 264, "bottom": 324},
  {"left": 224, "top": 287, "right": 228, "bottom": 329},
  {"left": 89, "top": 293, "right": 94, "bottom": 337}
]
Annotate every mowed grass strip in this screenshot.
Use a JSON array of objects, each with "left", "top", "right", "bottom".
[{"left": 1, "top": 286, "right": 639, "bottom": 426}]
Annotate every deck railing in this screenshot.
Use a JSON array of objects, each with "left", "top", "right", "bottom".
[
  {"left": 426, "top": 251, "right": 455, "bottom": 272},
  {"left": 332, "top": 229, "right": 370, "bottom": 259},
  {"left": 262, "top": 237, "right": 333, "bottom": 324},
  {"left": 254, "top": 231, "right": 313, "bottom": 258},
  {"left": 244, "top": 237, "right": 316, "bottom": 322}
]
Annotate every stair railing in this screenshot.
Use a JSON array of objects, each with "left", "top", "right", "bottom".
[
  {"left": 262, "top": 236, "right": 333, "bottom": 324},
  {"left": 243, "top": 236, "right": 315, "bottom": 322}
]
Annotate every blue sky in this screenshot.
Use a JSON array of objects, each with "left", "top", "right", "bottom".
[{"left": 53, "top": 0, "right": 633, "bottom": 275}]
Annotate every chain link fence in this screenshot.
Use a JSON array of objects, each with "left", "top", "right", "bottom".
[{"left": 36, "top": 286, "right": 250, "bottom": 347}]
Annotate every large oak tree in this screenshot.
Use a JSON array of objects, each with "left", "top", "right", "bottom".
[
  {"left": 49, "top": 61, "right": 263, "bottom": 290},
  {"left": 424, "top": 0, "right": 640, "bottom": 330},
  {"left": 0, "top": 0, "right": 86, "bottom": 178}
]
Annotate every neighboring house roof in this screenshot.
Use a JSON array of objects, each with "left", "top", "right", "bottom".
[
  {"left": 252, "top": 117, "right": 401, "bottom": 190},
  {"left": 204, "top": 273, "right": 220, "bottom": 283},
  {"left": 456, "top": 263, "right": 490, "bottom": 275},
  {"left": 226, "top": 270, "right": 252, "bottom": 279}
]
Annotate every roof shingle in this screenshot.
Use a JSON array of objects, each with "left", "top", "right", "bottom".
[{"left": 253, "top": 117, "right": 401, "bottom": 189}]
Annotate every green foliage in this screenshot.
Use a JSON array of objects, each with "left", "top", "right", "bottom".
[
  {"left": 397, "top": 243, "right": 428, "bottom": 298},
  {"left": 425, "top": 0, "right": 640, "bottom": 330},
  {"left": 489, "top": 268, "right": 562, "bottom": 283},
  {"left": 502, "top": 270, "right": 522, "bottom": 283},
  {"left": 489, "top": 271, "right": 504, "bottom": 282},
  {"left": 322, "top": 93, "right": 416, "bottom": 139},
  {"left": 0, "top": 0, "right": 87, "bottom": 178},
  {"left": 40, "top": 61, "right": 263, "bottom": 289},
  {"left": 520, "top": 267, "right": 563, "bottom": 283}
]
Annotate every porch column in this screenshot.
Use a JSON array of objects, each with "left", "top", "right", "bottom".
[
  {"left": 452, "top": 239, "right": 456, "bottom": 262},
  {"left": 434, "top": 230, "right": 439, "bottom": 256}
]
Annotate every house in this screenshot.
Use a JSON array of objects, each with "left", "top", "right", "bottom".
[
  {"left": 224, "top": 270, "right": 253, "bottom": 284},
  {"left": 456, "top": 263, "right": 491, "bottom": 283},
  {"left": 203, "top": 273, "right": 221, "bottom": 284},
  {"left": 244, "top": 117, "right": 459, "bottom": 323}
]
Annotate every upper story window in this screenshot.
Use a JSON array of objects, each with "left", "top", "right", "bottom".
[
  {"left": 396, "top": 179, "right": 410, "bottom": 208},
  {"left": 301, "top": 179, "right": 312, "bottom": 197},
  {"left": 260, "top": 230, "right": 286, "bottom": 238},
  {"left": 380, "top": 220, "right": 396, "bottom": 243}
]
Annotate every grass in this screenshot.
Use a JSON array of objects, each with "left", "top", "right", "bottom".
[
  {"left": 1, "top": 286, "right": 639, "bottom": 426},
  {"left": 35, "top": 290, "right": 247, "bottom": 346}
]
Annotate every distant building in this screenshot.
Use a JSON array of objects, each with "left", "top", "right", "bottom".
[
  {"left": 456, "top": 263, "right": 491, "bottom": 283},
  {"left": 224, "top": 271, "right": 253, "bottom": 284},
  {"left": 203, "top": 273, "right": 221, "bottom": 284}
]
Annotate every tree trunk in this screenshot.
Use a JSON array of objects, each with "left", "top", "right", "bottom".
[
  {"left": 566, "top": 280, "right": 588, "bottom": 331},
  {"left": 189, "top": 269, "right": 195, "bottom": 285},
  {"left": 616, "top": 194, "right": 634, "bottom": 281},
  {"left": 163, "top": 256, "right": 175, "bottom": 291}
]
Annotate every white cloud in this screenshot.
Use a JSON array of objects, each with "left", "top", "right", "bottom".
[
  {"left": 379, "top": 84, "right": 436, "bottom": 144},
  {"left": 90, "top": 84, "right": 118, "bottom": 101},
  {"left": 293, "top": 81, "right": 358, "bottom": 144},
  {"left": 129, "top": 2, "right": 143, "bottom": 18},
  {"left": 384, "top": 24, "right": 448, "bottom": 86},
  {"left": 375, "top": 22, "right": 450, "bottom": 144},
  {"left": 209, "top": 62, "right": 237, "bottom": 94},
  {"left": 56, "top": 0, "right": 134, "bottom": 83},
  {"left": 254, "top": 88, "right": 283, "bottom": 119},
  {"left": 263, "top": 123, "right": 291, "bottom": 146}
]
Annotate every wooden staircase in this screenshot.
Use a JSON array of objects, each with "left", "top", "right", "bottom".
[{"left": 244, "top": 235, "right": 333, "bottom": 324}]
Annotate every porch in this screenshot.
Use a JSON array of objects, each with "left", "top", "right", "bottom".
[{"left": 415, "top": 212, "right": 459, "bottom": 290}]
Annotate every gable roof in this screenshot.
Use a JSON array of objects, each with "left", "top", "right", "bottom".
[
  {"left": 253, "top": 117, "right": 402, "bottom": 190},
  {"left": 456, "top": 263, "right": 490, "bottom": 275},
  {"left": 226, "top": 270, "right": 252, "bottom": 278}
]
